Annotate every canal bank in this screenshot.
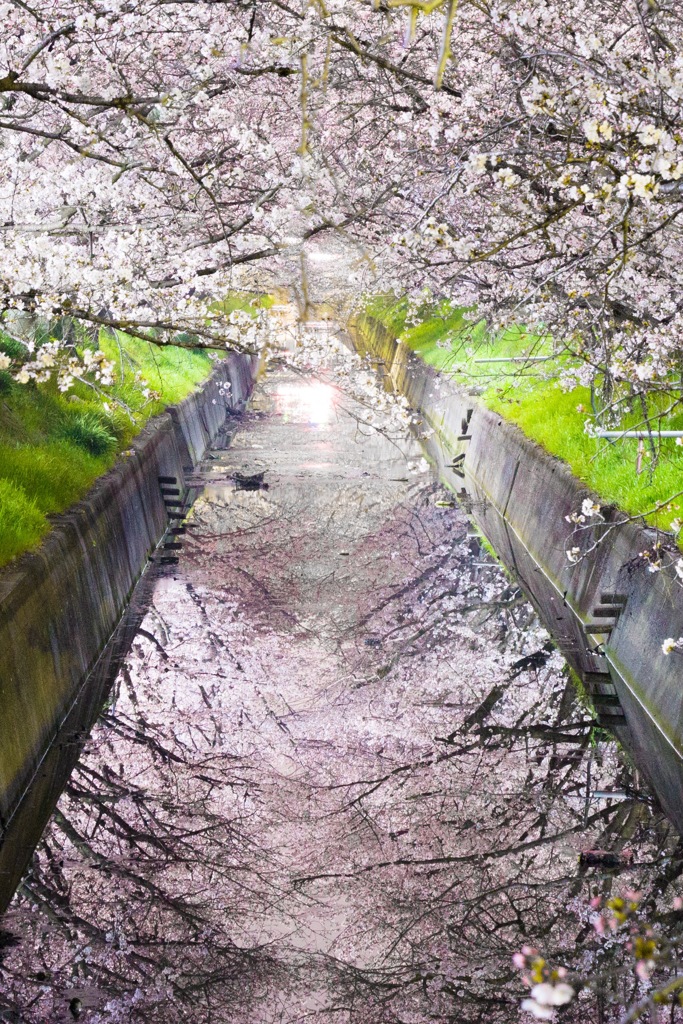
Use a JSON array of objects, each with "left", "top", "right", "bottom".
[
  {"left": 349, "top": 312, "right": 683, "bottom": 833},
  {"left": 0, "top": 352, "right": 258, "bottom": 909}
]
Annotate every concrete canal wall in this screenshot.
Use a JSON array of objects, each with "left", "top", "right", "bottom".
[
  {"left": 350, "top": 313, "right": 683, "bottom": 832},
  {"left": 0, "top": 353, "right": 258, "bottom": 908}
]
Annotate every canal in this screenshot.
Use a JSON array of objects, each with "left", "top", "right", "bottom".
[{"left": 0, "top": 352, "right": 678, "bottom": 1022}]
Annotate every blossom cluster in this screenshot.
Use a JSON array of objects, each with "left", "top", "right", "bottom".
[{"left": 512, "top": 947, "right": 575, "bottom": 1020}]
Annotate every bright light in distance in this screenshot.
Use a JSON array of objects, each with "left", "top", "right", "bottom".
[
  {"left": 305, "top": 250, "right": 337, "bottom": 263},
  {"left": 274, "top": 382, "right": 335, "bottom": 426}
]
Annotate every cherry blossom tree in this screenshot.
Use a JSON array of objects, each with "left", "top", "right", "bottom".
[
  {"left": 342, "top": 2, "right": 683, "bottom": 413},
  {"left": 1, "top": 0, "right": 682, "bottom": 407}
]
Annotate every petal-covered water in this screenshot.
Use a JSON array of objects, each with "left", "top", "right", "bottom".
[{"left": 0, "top": 365, "right": 676, "bottom": 1023}]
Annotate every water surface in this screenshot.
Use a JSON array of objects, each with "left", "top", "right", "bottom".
[{"left": 0, "top": 364, "right": 675, "bottom": 1023}]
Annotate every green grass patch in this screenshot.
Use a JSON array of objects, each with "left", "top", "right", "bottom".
[
  {"left": 57, "top": 411, "right": 118, "bottom": 457},
  {"left": 0, "top": 291, "right": 270, "bottom": 568},
  {"left": 0, "top": 478, "right": 48, "bottom": 565},
  {"left": 365, "top": 295, "right": 683, "bottom": 540}
]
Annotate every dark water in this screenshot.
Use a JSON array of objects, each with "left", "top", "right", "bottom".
[{"left": 0, "top": 364, "right": 678, "bottom": 1023}]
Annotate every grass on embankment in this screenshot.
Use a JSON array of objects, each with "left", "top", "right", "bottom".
[
  {"left": 364, "top": 296, "right": 683, "bottom": 540},
  {"left": 0, "top": 294, "right": 269, "bottom": 568}
]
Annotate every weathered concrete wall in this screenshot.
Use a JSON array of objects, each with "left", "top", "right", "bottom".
[
  {"left": 0, "top": 353, "right": 258, "bottom": 906},
  {"left": 351, "top": 313, "right": 683, "bottom": 831}
]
